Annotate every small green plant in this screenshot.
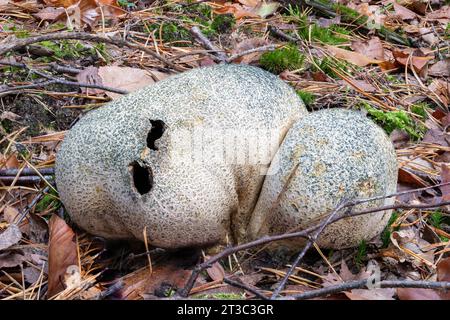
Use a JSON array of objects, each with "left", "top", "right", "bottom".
[
  {"left": 354, "top": 240, "right": 367, "bottom": 267},
  {"left": 429, "top": 210, "right": 444, "bottom": 229},
  {"left": 364, "top": 104, "right": 425, "bottom": 140},
  {"left": 297, "top": 90, "right": 315, "bottom": 107},
  {"left": 259, "top": 45, "right": 305, "bottom": 74},
  {"left": 36, "top": 189, "right": 61, "bottom": 213},
  {"left": 381, "top": 211, "right": 399, "bottom": 248}
]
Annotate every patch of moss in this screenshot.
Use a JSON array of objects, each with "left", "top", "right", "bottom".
[
  {"left": 1, "top": 119, "right": 13, "bottom": 134},
  {"left": 35, "top": 189, "right": 61, "bottom": 213},
  {"left": 194, "top": 292, "right": 244, "bottom": 300},
  {"left": 210, "top": 14, "right": 235, "bottom": 34},
  {"left": 146, "top": 22, "right": 192, "bottom": 45},
  {"left": 37, "top": 40, "right": 92, "bottom": 60},
  {"left": 364, "top": 104, "right": 425, "bottom": 140},
  {"left": 259, "top": 45, "right": 305, "bottom": 74},
  {"left": 297, "top": 90, "right": 315, "bottom": 107},
  {"left": 286, "top": 5, "right": 349, "bottom": 45}
]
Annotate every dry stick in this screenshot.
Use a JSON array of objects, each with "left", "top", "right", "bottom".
[
  {"left": 0, "top": 32, "right": 183, "bottom": 72},
  {"left": 0, "top": 168, "right": 54, "bottom": 176},
  {"left": 16, "top": 186, "right": 50, "bottom": 224},
  {"left": 0, "top": 78, "right": 128, "bottom": 95},
  {"left": 270, "top": 198, "right": 350, "bottom": 299},
  {"left": 268, "top": 26, "right": 299, "bottom": 43},
  {"left": 223, "top": 278, "right": 269, "bottom": 300},
  {"left": 284, "top": 279, "right": 450, "bottom": 300},
  {"left": 225, "top": 45, "right": 278, "bottom": 63},
  {"left": 190, "top": 26, "right": 227, "bottom": 62},
  {"left": 178, "top": 196, "right": 450, "bottom": 297},
  {"left": 0, "top": 61, "right": 82, "bottom": 75},
  {"left": 0, "top": 175, "right": 54, "bottom": 184}
]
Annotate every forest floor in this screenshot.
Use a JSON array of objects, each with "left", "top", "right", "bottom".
[{"left": 0, "top": 0, "right": 449, "bottom": 300}]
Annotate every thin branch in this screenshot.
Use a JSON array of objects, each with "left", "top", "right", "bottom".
[
  {"left": 223, "top": 278, "right": 269, "bottom": 300},
  {"left": 190, "top": 26, "right": 227, "bottom": 62},
  {"left": 0, "top": 168, "right": 54, "bottom": 176},
  {"left": 16, "top": 186, "right": 51, "bottom": 224},
  {"left": 0, "top": 32, "right": 183, "bottom": 72},
  {"left": 226, "top": 45, "right": 278, "bottom": 63},
  {"left": 0, "top": 78, "right": 128, "bottom": 95},
  {"left": 271, "top": 198, "right": 350, "bottom": 299},
  {"left": 284, "top": 279, "right": 450, "bottom": 300},
  {"left": 0, "top": 175, "right": 54, "bottom": 184},
  {"left": 178, "top": 192, "right": 450, "bottom": 297}
]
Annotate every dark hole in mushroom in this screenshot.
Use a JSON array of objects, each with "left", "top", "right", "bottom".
[
  {"left": 147, "top": 120, "right": 166, "bottom": 151},
  {"left": 130, "top": 161, "right": 153, "bottom": 195}
]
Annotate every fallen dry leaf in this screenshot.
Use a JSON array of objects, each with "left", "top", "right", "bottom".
[
  {"left": 1, "top": 111, "right": 21, "bottom": 122},
  {"left": 47, "top": 214, "right": 79, "bottom": 298},
  {"left": 115, "top": 255, "right": 195, "bottom": 299},
  {"left": 2, "top": 206, "right": 19, "bottom": 224},
  {"left": 0, "top": 251, "right": 25, "bottom": 268},
  {"left": 98, "top": 66, "right": 169, "bottom": 99},
  {"left": 230, "top": 38, "right": 270, "bottom": 64},
  {"left": 429, "top": 79, "right": 450, "bottom": 106},
  {"left": 392, "top": 2, "right": 417, "bottom": 20},
  {"left": 326, "top": 46, "right": 383, "bottom": 67},
  {"left": 426, "top": 5, "right": 450, "bottom": 22},
  {"left": 429, "top": 59, "right": 450, "bottom": 77},
  {"left": 76, "top": 66, "right": 104, "bottom": 95},
  {"left": 398, "top": 257, "right": 450, "bottom": 300},
  {"left": 0, "top": 224, "right": 22, "bottom": 251},
  {"left": 206, "top": 261, "right": 225, "bottom": 282},
  {"left": 351, "top": 37, "right": 385, "bottom": 61},
  {"left": 215, "top": 0, "right": 278, "bottom": 19},
  {"left": 392, "top": 48, "right": 434, "bottom": 73},
  {"left": 33, "top": 7, "right": 65, "bottom": 21},
  {"left": 441, "top": 164, "right": 450, "bottom": 201}
]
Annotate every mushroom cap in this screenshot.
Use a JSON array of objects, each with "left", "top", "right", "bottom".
[
  {"left": 55, "top": 64, "right": 307, "bottom": 249},
  {"left": 249, "top": 108, "right": 398, "bottom": 249}
]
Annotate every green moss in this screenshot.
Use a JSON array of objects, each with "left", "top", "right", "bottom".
[
  {"left": 35, "top": 189, "right": 61, "bottom": 212},
  {"left": 1, "top": 119, "right": 13, "bottom": 134},
  {"left": 364, "top": 104, "right": 425, "bottom": 140},
  {"left": 259, "top": 45, "right": 305, "bottom": 74},
  {"left": 312, "top": 56, "right": 350, "bottom": 79},
  {"left": 429, "top": 210, "right": 444, "bottom": 229},
  {"left": 410, "top": 102, "right": 431, "bottom": 119},
  {"left": 296, "top": 90, "right": 315, "bottom": 107},
  {"left": 210, "top": 14, "right": 235, "bottom": 34},
  {"left": 194, "top": 293, "right": 244, "bottom": 300},
  {"left": 117, "top": 0, "right": 136, "bottom": 9},
  {"left": 381, "top": 211, "right": 399, "bottom": 248},
  {"left": 37, "top": 40, "right": 92, "bottom": 60},
  {"left": 286, "top": 5, "right": 349, "bottom": 45},
  {"left": 146, "top": 22, "right": 192, "bottom": 44}
]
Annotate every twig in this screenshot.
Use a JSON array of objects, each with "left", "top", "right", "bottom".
[
  {"left": 0, "top": 175, "right": 54, "bottom": 184},
  {"left": 226, "top": 45, "right": 278, "bottom": 63},
  {"left": 16, "top": 186, "right": 51, "bottom": 224},
  {"left": 93, "top": 280, "right": 124, "bottom": 300},
  {"left": 0, "top": 32, "right": 183, "bottom": 72},
  {"left": 268, "top": 26, "right": 299, "bottom": 43},
  {"left": 284, "top": 279, "right": 450, "bottom": 300},
  {"left": 0, "top": 78, "right": 128, "bottom": 95},
  {"left": 190, "top": 26, "right": 227, "bottom": 62},
  {"left": 0, "top": 168, "right": 54, "bottom": 176},
  {"left": 271, "top": 198, "right": 350, "bottom": 299},
  {"left": 178, "top": 194, "right": 450, "bottom": 297},
  {"left": 223, "top": 278, "right": 269, "bottom": 300},
  {"left": 0, "top": 61, "right": 82, "bottom": 75}
]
